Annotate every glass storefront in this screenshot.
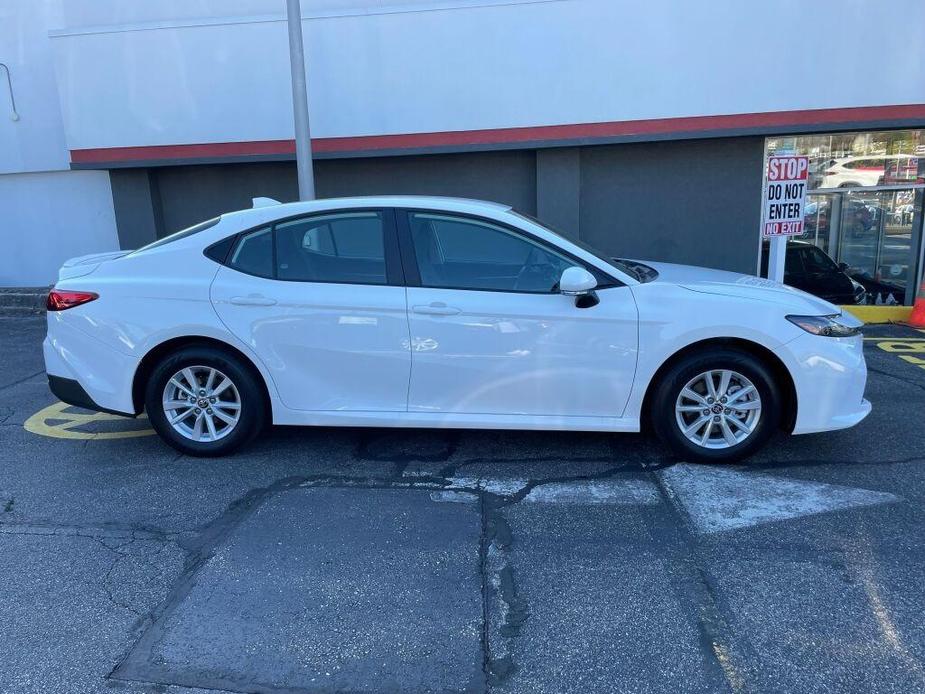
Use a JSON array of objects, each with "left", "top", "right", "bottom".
[{"left": 762, "top": 130, "right": 925, "bottom": 305}]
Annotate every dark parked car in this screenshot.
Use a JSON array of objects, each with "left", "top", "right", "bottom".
[
  {"left": 847, "top": 271, "right": 905, "bottom": 305},
  {"left": 761, "top": 240, "right": 866, "bottom": 305}
]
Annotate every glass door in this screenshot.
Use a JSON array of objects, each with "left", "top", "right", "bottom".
[
  {"left": 764, "top": 128, "right": 925, "bottom": 306},
  {"left": 802, "top": 193, "right": 839, "bottom": 256},
  {"left": 836, "top": 189, "right": 916, "bottom": 305}
]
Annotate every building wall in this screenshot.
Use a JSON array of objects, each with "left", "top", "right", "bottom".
[
  {"left": 0, "top": 169, "right": 119, "bottom": 286},
  {"left": 314, "top": 151, "right": 538, "bottom": 214},
  {"left": 0, "top": 0, "right": 69, "bottom": 174},
  {"left": 47, "top": 0, "right": 925, "bottom": 159},
  {"left": 6, "top": 0, "right": 924, "bottom": 285},
  {"left": 113, "top": 151, "right": 538, "bottom": 248},
  {"left": 0, "top": 0, "right": 119, "bottom": 286},
  {"left": 114, "top": 138, "right": 762, "bottom": 275},
  {"left": 579, "top": 138, "right": 766, "bottom": 274}
]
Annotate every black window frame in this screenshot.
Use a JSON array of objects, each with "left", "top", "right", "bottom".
[
  {"left": 395, "top": 208, "right": 622, "bottom": 294},
  {"left": 204, "top": 207, "right": 404, "bottom": 287},
  {"left": 134, "top": 217, "right": 221, "bottom": 255}
]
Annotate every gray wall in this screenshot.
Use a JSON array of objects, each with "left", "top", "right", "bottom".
[
  {"left": 110, "top": 138, "right": 764, "bottom": 274},
  {"left": 579, "top": 138, "right": 765, "bottom": 274},
  {"left": 580, "top": 137, "right": 764, "bottom": 274},
  {"left": 316, "top": 151, "right": 537, "bottom": 215},
  {"left": 156, "top": 162, "right": 299, "bottom": 238}
]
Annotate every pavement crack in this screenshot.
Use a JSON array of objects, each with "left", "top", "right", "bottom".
[
  {"left": 479, "top": 492, "right": 525, "bottom": 687},
  {"left": 109, "top": 474, "right": 326, "bottom": 683},
  {"left": 503, "top": 463, "right": 635, "bottom": 504},
  {"left": 866, "top": 365, "right": 925, "bottom": 393},
  {"left": 439, "top": 455, "right": 630, "bottom": 479},
  {"left": 0, "top": 520, "right": 179, "bottom": 541},
  {"left": 94, "top": 534, "right": 145, "bottom": 618},
  {"left": 644, "top": 462, "right": 758, "bottom": 693},
  {"left": 0, "top": 368, "right": 44, "bottom": 392}
]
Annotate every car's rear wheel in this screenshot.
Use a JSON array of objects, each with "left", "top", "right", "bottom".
[
  {"left": 651, "top": 348, "right": 781, "bottom": 463},
  {"left": 145, "top": 345, "right": 266, "bottom": 456}
]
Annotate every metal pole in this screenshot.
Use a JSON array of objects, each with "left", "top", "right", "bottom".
[
  {"left": 286, "top": 0, "right": 316, "bottom": 200},
  {"left": 767, "top": 235, "right": 787, "bottom": 283}
]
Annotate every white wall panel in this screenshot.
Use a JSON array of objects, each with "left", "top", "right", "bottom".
[
  {"left": 0, "top": 0, "right": 70, "bottom": 173},
  {"left": 0, "top": 170, "right": 119, "bottom": 285},
  {"left": 48, "top": 0, "right": 925, "bottom": 151}
]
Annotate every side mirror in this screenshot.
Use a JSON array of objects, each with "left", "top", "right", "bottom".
[{"left": 559, "top": 266, "right": 597, "bottom": 296}]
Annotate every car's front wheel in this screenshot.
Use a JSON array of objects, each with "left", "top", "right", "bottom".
[
  {"left": 651, "top": 348, "right": 781, "bottom": 463},
  {"left": 145, "top": 345, "right": 266, "bottom": 457}
]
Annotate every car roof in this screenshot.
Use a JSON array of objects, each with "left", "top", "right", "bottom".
[{"left": 220, "top": 195, "right": 513, "bottom": 225}]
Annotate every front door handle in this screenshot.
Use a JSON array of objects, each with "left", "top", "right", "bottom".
[
  {"left": 230, "top": 295, "right": 277, "bottom": 307},
  {"left": 412, "top": 303, "right": 460, "bottom": 316}
]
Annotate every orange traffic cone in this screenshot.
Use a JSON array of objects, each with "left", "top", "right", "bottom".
[{"left": 910, "top": 278, "right": 925, "bottom": 328}]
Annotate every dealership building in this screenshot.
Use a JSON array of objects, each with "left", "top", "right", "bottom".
[{"left": 3, "top": 0, "right": 925, "bottom": 306}]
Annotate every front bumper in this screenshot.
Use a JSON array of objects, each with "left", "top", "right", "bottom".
[{"left": 776, "top": 332, "right": 871, "bottom": 435}]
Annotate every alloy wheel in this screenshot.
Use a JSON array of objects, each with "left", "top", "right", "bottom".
[
  {"left": 674, "top": 369, "right": 762, "bottom": 450},
  {"left": 161, "top": 365, "right": 241, "bottom": 442}
]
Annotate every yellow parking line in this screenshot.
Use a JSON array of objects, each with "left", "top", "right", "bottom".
[{"left": 23, "top": 401, "right": 155, "bottom": 440}]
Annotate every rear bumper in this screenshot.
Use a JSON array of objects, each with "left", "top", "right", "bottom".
[
  {"left": 47, "top": 375, "right": 134, "bottom": 417},
  {"left": 777, "top": 332, "right": 871, "bottom": 435},
  {"left": 43, "top": 316, "right": 139, "bottom": 415}
]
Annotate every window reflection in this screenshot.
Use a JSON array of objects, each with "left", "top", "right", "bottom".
[
  {"left": 767, "top": 130, "right": 925, "bottom": 191},
  {"left": 763, "top": 129, "right": 924, "bottom": 306}
]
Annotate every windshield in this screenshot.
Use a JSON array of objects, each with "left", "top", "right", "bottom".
[
  {"left": 129, "top": 217, "right": 220, "bottom": 255},
  {"left": 509, "top": 210, "right": 639, "bottom": 278},
  {"left": 802, "top": 246, "right": 839, "bottom": 273}
]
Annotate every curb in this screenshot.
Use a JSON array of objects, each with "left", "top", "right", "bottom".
[
  {"left": 840, "top": 305, "right": 913, "bottom": 325},
  {"left": 0, "top": 287, "right": 50, "bottom": 317}
]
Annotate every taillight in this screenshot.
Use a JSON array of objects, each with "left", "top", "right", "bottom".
[{"left": 46, "top": 290, "right": 98, "bottom": 311}]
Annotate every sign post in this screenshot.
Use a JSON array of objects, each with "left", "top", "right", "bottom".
[
  {"left": 762, "top": 155, "right": 809, "bottom": 282},
  {"left": 286, "top": 0, "right": 316, "bottom": 201}
]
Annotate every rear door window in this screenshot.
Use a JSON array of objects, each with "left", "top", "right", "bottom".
[
  {"left": 275, "top": 212, "right": 387, "bottom": 284},
  {"left": 228, "top": 227, "right": 273, "bottom": 278}
]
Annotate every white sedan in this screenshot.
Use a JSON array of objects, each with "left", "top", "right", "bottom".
[{"left": 43, "top": 196, "right": 870, "bottom": 462}]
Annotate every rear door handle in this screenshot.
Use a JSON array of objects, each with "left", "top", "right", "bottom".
[
  {"left": 412, "top": 303, "right": 460, "bottom": 316},
  {"left": 230, "top": 295, "right": 277, "bottom": 307}
]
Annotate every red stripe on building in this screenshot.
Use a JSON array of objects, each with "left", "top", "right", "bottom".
[{"left": 70, "top": 104, "right": 925, "bottom": 165}]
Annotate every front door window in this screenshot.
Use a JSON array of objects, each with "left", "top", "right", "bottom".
[{"left": 408, "top": 212, "right": 574, "bottom": 293}]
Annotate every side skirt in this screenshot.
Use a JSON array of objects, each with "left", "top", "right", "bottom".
[{"left": 271, "top": 408, "right": 641, "bottom": 433}]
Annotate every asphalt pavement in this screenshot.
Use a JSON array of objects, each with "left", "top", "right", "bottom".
[{"left": 2, "top": 316, "right": 925, "bottom": 694}]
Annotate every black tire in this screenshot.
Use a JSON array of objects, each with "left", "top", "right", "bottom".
[
  {"left": 144, "top": 345, "right": 267, "bottom": 457},
  {"left": 650, "top": 348, "right": 781, "bottom": 464}
]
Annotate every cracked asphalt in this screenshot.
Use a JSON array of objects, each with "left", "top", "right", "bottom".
[{"left": 2, "top": 316, "right": 925, "bottom": 694}]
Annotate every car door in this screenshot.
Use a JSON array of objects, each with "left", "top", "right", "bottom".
[
  {"left": 398, "top": 209, "right": 638, "bottom": 418},
  {"left": 210, "top": 208, "right": 411, "bottom": 412}
]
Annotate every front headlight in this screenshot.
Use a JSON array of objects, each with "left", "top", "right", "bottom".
[{"left": 786, "top": 314, "right": 861, "bottom": 337}]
